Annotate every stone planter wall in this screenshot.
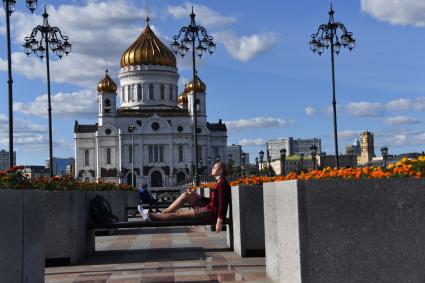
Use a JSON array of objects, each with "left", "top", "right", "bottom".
[
  {"left": 230, "top": 185, "right": 265, "bottom": 257},
  {"left": 0, "top": 190, "right": 45, "bottom": 283},
  {"left": 264, "top": 179, "right": 425, "bottom": 283},
  {"left": 127, "top": 191, "right": 139, "bottom": 216},
  {"left": 45, "top": 191, "right": 94, "bottom": 265}
]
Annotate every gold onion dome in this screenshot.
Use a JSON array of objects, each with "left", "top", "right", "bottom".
[
  {"left": 178, "top": 84, "right": 188, "bottom": 104},
  {"left": 97, "top": 69, "right": 117, "bottom": 93},
  {"left": 186, "top": 75, "right": 206, "bottom": 93},
  {"left": 120, "top": 18, "right": 176, "bottom": 68}
]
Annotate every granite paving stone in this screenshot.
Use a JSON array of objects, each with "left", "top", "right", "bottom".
[{"left": 45, "top": 225, "right": 270, "bottom": 282}]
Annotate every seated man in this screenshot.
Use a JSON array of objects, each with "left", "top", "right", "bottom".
[
  {"left": 137, "top": 184, "right": 160, "bottom": 213},
  {"left": 139, "top": 162, "right": 231, "bottom": 233}
]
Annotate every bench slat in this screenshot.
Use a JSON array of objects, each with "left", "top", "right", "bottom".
[{"left": 91, "top": 219, "right": 232, "bottom": 230}]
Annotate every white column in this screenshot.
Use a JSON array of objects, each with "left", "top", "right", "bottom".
[
  {"left": 95, "top": 134, "right": 100, "bottom": 181},
  {"left": 118, "top": 129, "right": 122, "bottom": 184}
]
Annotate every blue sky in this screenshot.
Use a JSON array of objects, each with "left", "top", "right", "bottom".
[{"left": 0, "top": 0, "right": 424, "bottom": 165}]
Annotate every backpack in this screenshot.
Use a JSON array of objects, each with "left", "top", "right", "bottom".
[{"left": 90, "top": 195, "right": 119, "bottom": 224}]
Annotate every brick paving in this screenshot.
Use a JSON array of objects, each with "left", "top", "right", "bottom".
[{"left": 45, "top": 226, "right": 271, "bottom": 282}]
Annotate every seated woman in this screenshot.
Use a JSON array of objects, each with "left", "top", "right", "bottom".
[{"left": 138, "top": 162, "right": 231, "bottom": 232}]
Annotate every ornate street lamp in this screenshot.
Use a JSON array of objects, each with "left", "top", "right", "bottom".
[
  {"left": 171, "top": 6, "right": 216, "bottom": 186},
  {"left": 259, "top": 150, "right": 264, "bottom": 172},
  {"left": 255, "top": 157, "right": 259, "bottom": 172},
  {"left": 241, "top": 152, "right": 246, "bottom": 177},
  {"left": 128, "top": 123, "right": 137, "bottom": 187},
  {"left": 23, "top": 7, "right": 71, "bottom": 178},
  {"left": 4, "top": 0, "right": 38, "bottom": 169},
  {"left": 309, "top": 4, "right": 355, "bottom": 169},
  {"left": 347, "top": 148, "right": 354, "bottom": 168},
  {"left": 381, "top": 146, "right": 388, "bottom": 168},
  {"left": 280, "top": 148, "right": 287, "bottom": 176},
  {"left": 228, "top": 154, "right": 233, "bottom": 176},
  {"left": 300, "top": 153, "right": 305, "bottom": 172},
  {"left": 310, "top": 144, "right": 318, "bottom": 170},
  {"left": 267, "top": 152, "right": 272, "bottom": 177},
  {"left": 207, "top": 156, "right": 211, "bottom": 174},
  {"left": 319, "top": 151, "right": 327, "bottom": 169}
]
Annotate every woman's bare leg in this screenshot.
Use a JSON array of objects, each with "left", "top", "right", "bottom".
[
  {"left": 161, "top": 191, "right": 199, "bottom": 213},
  {"left": 149, "top": 209, "right": 196, "bottom": 221}
]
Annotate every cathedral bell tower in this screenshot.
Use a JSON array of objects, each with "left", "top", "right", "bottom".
[
  {"left": 97, "top": 69, "right": 117, "bottom": 125},
  {"left": 186, "top": 74, "right": 207, "bottom": 120}
]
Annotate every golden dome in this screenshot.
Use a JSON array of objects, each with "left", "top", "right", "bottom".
[
  {"left": 178, "top": 84, "right": 188, "bottom": 105},
  {"left": 120, "top": 19, "right": 176, "bottom": 68},
  {"left": 186, "top": 74, "right": 206, "bottom": 93},
  {"left": 97, "top": 70, "right": 117, "bottom": 93}
]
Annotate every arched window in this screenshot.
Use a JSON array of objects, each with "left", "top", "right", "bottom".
[
  {"left": 84, "top": 150, "right": 89, "bottom": 166},
  {"left": 104, "top": 99, "right": 111, "bottom": 113},
  {"left": 127, "top": 85, "right": 132, "bottom": 102},
  {"left": 149, "top": 84, "right": 154, "bottom": 100},
  {"left": 121, "top": 87, "right": 126, "bottom": 102},
  {"left": 160, "top": 85, "right": 165, "bottom": 100},
  {"left": 137, "top": 84, "right": 142, "bottom": 101},
  {"left": 169, "top": 85, "right": 173, "bottom": 101}
]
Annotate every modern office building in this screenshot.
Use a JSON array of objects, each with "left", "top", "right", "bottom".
[
  {"left": 266, "top": 137, "right": 322, "bottom": 159},
  {"left": 0, "top": 149, "right": 16, "bottom": 171},
  {"left": 45, "top": 157, "right": 75, "bottom": 176}
]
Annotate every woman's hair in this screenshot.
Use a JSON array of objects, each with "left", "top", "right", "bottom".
[{"left": 215, "top": 161, "right": 228, "bottom": 177}]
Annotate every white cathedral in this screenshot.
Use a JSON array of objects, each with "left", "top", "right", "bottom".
[{"left": 74, "top": 20, "right": 227, "bottom": 187}]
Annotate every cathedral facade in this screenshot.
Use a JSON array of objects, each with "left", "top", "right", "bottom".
[{"left": 74, "top": 20, "right": 227, "bottom": 187}]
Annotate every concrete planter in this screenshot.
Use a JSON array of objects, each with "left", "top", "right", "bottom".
[
  {"left": 87, "top": 191, "right": 128, "bottom": 222},
  {"left": 230, "top": 185, "right": 265, "bottom": 257},
  {"left": 45, "top": 191, "right": 94, "bottom": 265},
  {"left": 127, "top": 190, "right": 139, "bottom": 216},
  {"left": 0, "top": 189, "right": 45, "bottom": 283},
  {"left": 263, "top": 179, "right": 425, "bottom": 283}
]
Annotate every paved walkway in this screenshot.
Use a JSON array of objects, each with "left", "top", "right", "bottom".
[{"left": 45, "top": 226, "right": 270, "bottom": 282}]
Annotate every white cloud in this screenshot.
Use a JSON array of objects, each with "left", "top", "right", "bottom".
[
  {"left": 167, "top": 2, "right": 236, "bottom": 28},
  {"left": 338, "top": 130, "right": 361, "bottom": 139},
  {"left": 0, "top": 1, "right": 148, "bottom": 88},
  {"left": 225, "top": 117, "right": 288, "bottom": 131},
  {"left": 361, "top": 0, "right": 425, "bottom": 27},
  {"left": 385, "top": 97, "right": 425, "bottom": 111},
  {"left": 344, "top": 101, "right": 382, "bottom": 117},
  {"left": 381, "top": 132, "right": 425, "bottom": 147},
  {"left": 14, "top": 90, "right": 97, "bottom": 118},
  {"left": 214, "top": 31, "right": 279, "bottom": 62},
  {"left": 382, "top": 116, "right": 421, "bottom": 126},
  {"left": 305, "top": 106, "right": 316, "bottom": 116},
  {"left": 238, "top": 138, "right": 266, "bottom": 147}
]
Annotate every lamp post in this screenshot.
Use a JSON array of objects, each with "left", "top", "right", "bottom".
[
  {"left": 23, "top": 7, "right": 71, "bottom": 178},
  {"left": 381, "top": 146, "right": 388, "bottom": 168},
  {"left": 309, "top": 4, "right": 355, "bottom": 169},
  {"left": 280, "top": 148, "right": 287, "bottom": 176},
  {"left": 241, "top": 152, "right": 245, "bottom": 177},
  {"left": 300, "top": 153, "right": 305, "bottom": 172},
  {"left": 4, "top": 0, "right": 37, "bottom": 169},
  {"left": 255, "top": 157, "right": 259, "bottom": 173},
  {"left": 309, "top": 144, "right": 318, "bottom": 170},
  {"left": 259, "top": 150, "right": 264, "bottom": 172},
  {"left": 228, "top": 154, "right": 233, "bottom": 176},
  {"left": 319, "top": 151, "right": 327, "bottom": 169},
  {"left": 171, "top": 6, "right": 216, "bottom": 186},
  {"left": 267, "top": 153, "right": 272, "bottom": 177},
  {"left": 347, "top": 148, "right": 354, "bottom": 168},
  {"left": 128, "top": 123, "right": 137, "bottom": 187},
  {"left": 207, "top": 156, "right": 211, "bottom": 174}
]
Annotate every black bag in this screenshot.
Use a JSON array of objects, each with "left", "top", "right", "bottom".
[{"left": 90, "top": 195, "right": 119, "bottom": 224}]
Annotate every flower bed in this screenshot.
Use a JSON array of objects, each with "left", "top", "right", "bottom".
[
  {"left": 0, "top": 166, "right": 135, "bottom": 191},
  {"left": 193, "top": 157, "right": 424, "bottom": 190}
]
